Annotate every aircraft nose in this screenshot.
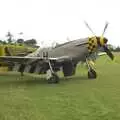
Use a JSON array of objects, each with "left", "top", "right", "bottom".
[
  {"left": 99, "top": 37, "right": 114, "bottom": 60},
  {"left": 96, "top": 36, "right": 114, "bottom": 60}
]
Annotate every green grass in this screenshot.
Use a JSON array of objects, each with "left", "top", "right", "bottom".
[{"left": 0, "top": 53, "right": 120, "bottom": 120}]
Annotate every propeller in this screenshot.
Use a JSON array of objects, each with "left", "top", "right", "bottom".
[
  {"left": 103, "top": 45, "right": 114, "bottom": 60},
  {"left": 84, "top": 21, "right": 114, "bottom": 60},
  {"left": 102, "top": 22, "right": 109, "bottom": 36},
  {"left": 84, "top": 21, "right": 96, "bottom": 36},
  {"left": 101, "top": 22, "right": 114, "bottom": 60}
]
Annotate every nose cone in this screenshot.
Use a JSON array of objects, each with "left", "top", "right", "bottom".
[
  {"left": 96, "top": 36, "right": 114, "bottom": 60},
  {"left": 96, "top": 36, "right": 108, "bottom": 46}
]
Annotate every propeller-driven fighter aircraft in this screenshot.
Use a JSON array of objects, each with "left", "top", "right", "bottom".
[{"left": 0, "top": 22, "right": 114, "bottom": 83}]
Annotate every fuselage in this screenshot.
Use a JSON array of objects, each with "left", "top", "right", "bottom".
[{"left": 27, "top": 37, "right": 90, "bottom": 62}]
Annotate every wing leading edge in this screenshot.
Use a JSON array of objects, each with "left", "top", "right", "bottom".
[{"left": 0, "top": 55, "right": 71, "bottom": 63}]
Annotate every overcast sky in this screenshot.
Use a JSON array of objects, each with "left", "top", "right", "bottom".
[{"left": 0, "top": 0, "right": 120, "bottom": 47}]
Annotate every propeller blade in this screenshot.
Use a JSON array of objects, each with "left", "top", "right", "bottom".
[
  {"left": 84, "top": 21, "right": 96, "bottom": 36},
  {"left": 102, "top": 22, "right": 109, "bottom": 36},
  {"left": 103, "top": 45, "right": 114, "bottom": 60}
]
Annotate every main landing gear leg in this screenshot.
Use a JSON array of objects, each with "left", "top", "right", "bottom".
[
  {"left": 86, "top": 59, "right": 97, "bottom": 79},
  {"left": 46, "top": 61, "right": 60, "bottom": 84}
]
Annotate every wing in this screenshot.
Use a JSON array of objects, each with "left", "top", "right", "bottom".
[
  {"left": 0, "top": 55, "right": 71, "bottom": 74},
  {"left": 0, "top": 55, "right": 71, "bottom": 64},
  {"left": 0, "top": 56, "right": 44, "bottom": 64}
]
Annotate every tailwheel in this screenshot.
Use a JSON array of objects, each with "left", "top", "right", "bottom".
[
  {"left": 88, "top": 68, "right": 97, "bottom": 79},
  {"left": 47, "top": 73, "right": 60, "bottom": 84}
]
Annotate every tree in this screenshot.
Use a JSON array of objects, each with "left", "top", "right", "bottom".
[
  {"left": 107, "top": 44, "right": 114, "bottom": 51},
  {"left": 24, "top": 39, "right": 37, "bottom": 46},
  {"left": 6, "top": 32, "right": 13, "bottom": 43},
  {"left": 17, "top": 39, "right": 24, "bottom": 44},
  {"left": 2, "top": 41, "right": 7, "bottom": 44},
  {"left": 114, "top": 46, "right": 120, "bottom": 52},
  {"left": 0, "top": 40, "right": 7, "bottom": 44},
  {"left": 0, "top": 40, "right": 3, "bottom": 44}
]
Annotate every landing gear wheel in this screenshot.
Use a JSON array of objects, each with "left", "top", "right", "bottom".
[
  {"left": 47, "top": 73, "right": 60, "bottom": 84},
  {"left": 88, "top": 69, "right": 97, "bottom": 79}
]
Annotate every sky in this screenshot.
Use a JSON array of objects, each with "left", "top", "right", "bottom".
[{"left": 0, "top": 0, "right": 120, "bottom": 47}]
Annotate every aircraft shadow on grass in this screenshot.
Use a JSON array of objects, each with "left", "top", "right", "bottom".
[{"left": 0, "top": 74, "right": 88, "bottom": 87}]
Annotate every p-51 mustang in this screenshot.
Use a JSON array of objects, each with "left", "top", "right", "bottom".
[{"left": 0, "top": 22, "right": 114, "bottom": 83}]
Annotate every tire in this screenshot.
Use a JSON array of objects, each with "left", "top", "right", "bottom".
[
  {"left": 88, "top": 69, "right": 97, "bottom": 79},
  {"left": 47, "top": 73, "right": 60, "bottom": 84}
]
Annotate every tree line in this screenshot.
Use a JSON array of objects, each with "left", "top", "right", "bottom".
[
  {"left": 0, "top": 32, "right": 38, "bottom": 48},
  {"left": 0, "top": 32, "right": 120, "bottom": 51},
  {"left": 107, "top": 44, "right": 120, "bottom": 52}
]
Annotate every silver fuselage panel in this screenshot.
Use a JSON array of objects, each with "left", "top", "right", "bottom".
[{"left": 27, "top": 38, "right": 89, "bottom": 62}]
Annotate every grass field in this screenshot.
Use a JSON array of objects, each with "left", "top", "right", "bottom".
[{"left": 0, "top": 53, "right": 120, "bottom": 120}]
